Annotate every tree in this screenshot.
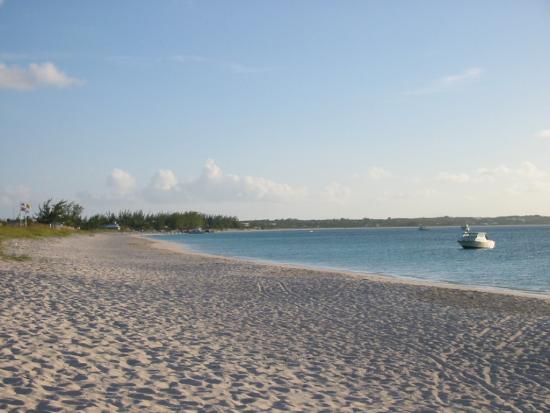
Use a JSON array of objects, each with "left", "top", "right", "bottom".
[{"left": 36, "top": 199, "right": 84, "bottom": 227}]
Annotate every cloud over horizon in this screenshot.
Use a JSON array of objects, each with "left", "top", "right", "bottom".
[
  {"left": 96, "top": 160, "right": 550, "bottom": 215},
  {"left": 7, "top": 160, "right": 548, "bottom": 220},
  {"left": 117, "top": 160, "right": 307, "bottom": 205},
  {"left": 190, "top": 159, "right": 305, "bottom": 202},
  {"left": 0, "top": 62, "right": 83, "bottom": 90},
  {"left": 534, "top": 129, "right": 550, "bottom": 140},
  {"left": 436, "top": 172, "right": 470, "bottom": 184},
  {"left": 436, "top": 161, "right": 550, "bottom": 194},
  {"left": 107, "top": 168, "right": 137, "bottom": 196},
  {"left": 367, "top": 166, "right": 391, "bottom": 180},
  {"left": 149, "top": 169, "right": 179, "bottom": 191}
]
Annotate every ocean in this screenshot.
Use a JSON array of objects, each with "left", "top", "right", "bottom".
[{"left": 153, "top": 226, "right": 550, "bottom": 294}]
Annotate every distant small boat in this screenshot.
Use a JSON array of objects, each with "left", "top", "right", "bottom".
[
  {"left": 458, "top": 231, "right": 495, "bottom": 249},
  {"left": 418, "top": 225, "right": 429, "bottom": 231}
]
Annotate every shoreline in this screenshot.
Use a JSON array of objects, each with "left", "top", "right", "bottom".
[{"left": 143, "top": 234, "right": 550, "bottom": 301}]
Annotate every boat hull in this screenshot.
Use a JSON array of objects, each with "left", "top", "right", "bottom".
[{"left": 458, "top": 240, "right": 495, "bottom": 249}]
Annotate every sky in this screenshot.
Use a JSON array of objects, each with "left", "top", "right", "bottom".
[{"left": 1, "top": 0, "right": 550, "bottom": 220}]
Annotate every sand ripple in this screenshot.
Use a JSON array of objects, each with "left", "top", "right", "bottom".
[{"left": 1, "top": 234, "right": 549, "bottom": 412}]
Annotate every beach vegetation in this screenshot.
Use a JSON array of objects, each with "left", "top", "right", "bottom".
[
  {"left": 20, "top": 199, "right": 240, "bottom": 232},
  {"left": 80, "top": 210, "right": 240, "bottom": 231},
  {"left": 0, "top": 223, "right": 74, "bottom": 261}
]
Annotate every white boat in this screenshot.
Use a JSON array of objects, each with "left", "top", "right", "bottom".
[
  {"left": 458, "top": 231, "right": 495, "bottom": 249},
  {"left": 103, "top": 222, "right": 121, "bottom": 230}
]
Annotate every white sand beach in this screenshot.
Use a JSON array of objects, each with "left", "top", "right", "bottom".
[{"left": 1, "top": 233, "right": 549, "bottom": 412}]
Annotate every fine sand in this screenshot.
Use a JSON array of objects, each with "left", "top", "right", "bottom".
[{"left": 0, "top": 233, "right": 549, "bottom": 412}]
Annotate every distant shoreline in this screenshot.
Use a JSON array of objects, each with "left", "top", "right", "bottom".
[{"left": 140, "top": 223, "right": 550, "bottom": 235}]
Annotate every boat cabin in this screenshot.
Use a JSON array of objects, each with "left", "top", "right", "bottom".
[{"left": 461, "top": 232, "right": 490, "bottom": 241}]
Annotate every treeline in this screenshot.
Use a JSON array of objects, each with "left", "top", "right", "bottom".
[
  {"left": 82, "top": 210, "right": 240, "bottom": 231},
  {"left": 244, "top": 215, "right": 550, "bottom": 229},
  {"left": 32, "top": 199, "right": 240, "bottom": 231},
  {"left": 17, "top": 198, "right": 550, "bottom": 231}
]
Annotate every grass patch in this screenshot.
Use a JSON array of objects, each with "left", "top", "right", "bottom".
[
  {"left": 4, "top": 253, "right": 31, "bottom": 262},
  {"left": 0, "top": 223, "right": 74, "bottom": 261}
]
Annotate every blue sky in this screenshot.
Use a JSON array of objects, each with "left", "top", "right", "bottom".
[{"left": 1, "top": 0, "right": 550, "bottom": 219}]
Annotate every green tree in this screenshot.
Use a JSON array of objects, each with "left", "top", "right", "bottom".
[{"left": 36, "top": 199, "right": 84, "bottom": 226}]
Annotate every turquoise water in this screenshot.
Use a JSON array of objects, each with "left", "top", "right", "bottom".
[{"left": 153, "top": 226, "right": 550, "bottom": 294}]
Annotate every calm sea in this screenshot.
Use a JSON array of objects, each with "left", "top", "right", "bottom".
[{"left": 153, "top": 226, "right": 550, "bottom": 294}]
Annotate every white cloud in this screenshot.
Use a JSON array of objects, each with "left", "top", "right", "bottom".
[
  {"left": 407, "top": 67, "right": 482, "bottom": 95},
  {"left": 475, "top": 165, "right": 510, "bottom": 177},
  {"left": 436, "top": 172, "right": 470, "bottom": 184},
  {"left": 323, "top": 183, "right": 351, "bottom": 204},
  {"left": 440, "top": 162, "right": 548, "bottom": 185},
  {"left": 516, "top": 161, "right": 547, "bottom": 179},
  {"left": 471, "top": 165, "right": 515, "bottom": 184},
  {"left": 107, "top": 169, "right": 136, "bottom": 196},
  {"left": 189, "top": 159, "right": 305, "bottom": 202},
  {"left": 441, "top": 68, "right": 482, "bottom": 84},
  {"left": 170, "top": 55, "right": 208, "bottom": 64},
  {"left": 149, "top": 169, "right": 178, "bottom": 191},
  {"left": 143, "top": 160, "right": 305, "bottom": 204},
  {"left": 474, "top": 162, "right": 545, "bottom": 181},
  {"left": 367, "top": 166, "right": 391, "bottom": 180},
  {"left": 143, "top": 169, "right": 184, "bottom": 203},
  {"left": 0, "top": 62, "right": 83, "bottom": 90},
  {"left": 505, "top": 179, "right": 550, "bottom": 196},
  {"left": 437, "top": 162, "right": 550, "bottom": 197},
  {"left": 534, "top": 129, "right": 550, "bottom": 140},
  {"left": 75, "top": 160, "right": 550, "bottom": 218}
]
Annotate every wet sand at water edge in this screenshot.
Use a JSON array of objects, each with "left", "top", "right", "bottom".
[{"left": 1, "top": 233, "right": 549, "bottom": 412}]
